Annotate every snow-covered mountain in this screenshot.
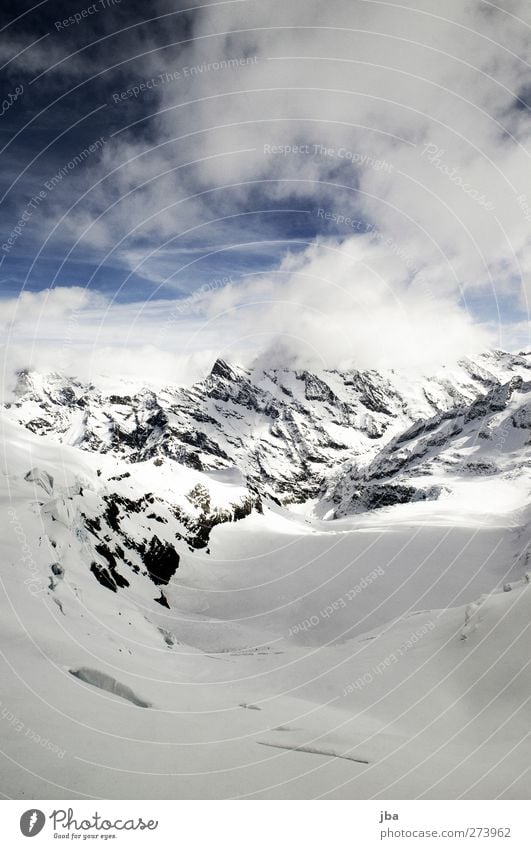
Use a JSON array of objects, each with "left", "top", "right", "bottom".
[
  {"left": 6, "top": 349, "right": 531, "bottom": 505},
  {"left": 1, "top": 349, "right": 530, "bottom": 800},
  {"left": 319, "top": 371, "right": 531, "bottom": 518}
]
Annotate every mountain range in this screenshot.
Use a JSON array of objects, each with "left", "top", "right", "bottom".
[{"left": 1, "top": 349, "right": 530, "bottom": 799}]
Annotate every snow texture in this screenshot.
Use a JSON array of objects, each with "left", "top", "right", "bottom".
[{"left": 1, "top": 351, "right": 530, "bottom": 799}]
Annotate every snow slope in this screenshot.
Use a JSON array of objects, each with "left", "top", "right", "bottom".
[{"left": 0, "top": 352, "right": 530, "bottom": 799}]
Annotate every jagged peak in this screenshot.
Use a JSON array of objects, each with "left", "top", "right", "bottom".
[
  {"left": 208, "top": 358, "right": 250, "bottom": 382},
  {"left": 209, "top": 358, "right": 234, "bottom": 379}
]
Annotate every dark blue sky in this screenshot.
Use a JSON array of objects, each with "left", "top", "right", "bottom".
[{"left": 0, "top": 0, "right": 344, "bottom": 302}]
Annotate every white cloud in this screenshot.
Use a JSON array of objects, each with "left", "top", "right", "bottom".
[
  {"left": 0, "top": 287, "right": 232, "bottom": 397},
  {"left": 4, "top": 0, "right": 531, "bottom": 377},
  {"left": 58, "top": 0, "right": 531, "bottom": 338},
  {"left": 204, "top": 234, "right": 494, "bottom": 371},
  {"left": 2, "top": 287, "right": 105, "bottom": 329}
]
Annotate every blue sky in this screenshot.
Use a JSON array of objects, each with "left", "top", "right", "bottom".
[{"left": 1, "top": 0, "right": 531, "bottom": 385}]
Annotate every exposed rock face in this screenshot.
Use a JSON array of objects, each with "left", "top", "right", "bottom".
[{"left": 142, "top": 537, "right": 180, "bottom": 586}]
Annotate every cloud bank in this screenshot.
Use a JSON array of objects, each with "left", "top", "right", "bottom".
[{"left": 1, "top": 0, "right": 530, "bottom": 382}]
